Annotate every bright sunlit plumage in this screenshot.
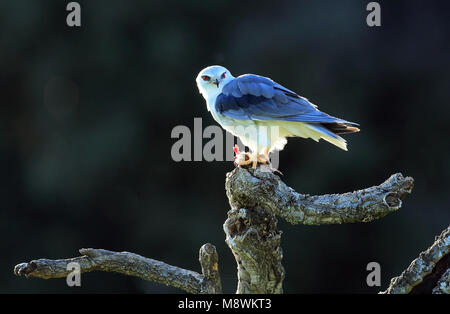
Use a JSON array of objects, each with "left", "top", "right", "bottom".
[{"left": 196, "top": 65, "right": 359, "bottom": 168}]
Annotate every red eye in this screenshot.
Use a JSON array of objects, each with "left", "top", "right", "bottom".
[
  {"left": 221, "top": 72, "right": 226, "bottom": 79},
  {"left": 201, "top": 75, "right": 210, "bottom": 81}
]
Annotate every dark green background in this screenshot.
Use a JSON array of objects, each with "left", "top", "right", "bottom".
[{"left": 1, "top": 0, "right": 449, "bottom": 293}]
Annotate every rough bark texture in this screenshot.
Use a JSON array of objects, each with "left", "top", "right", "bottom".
[
  {"left": 381, "top": 226, "right": 450, "bottom": 294},
  {"left": 432, "top": 269, "right": 450, "bottom": 294},
  {"left": 199, "top": 243, "right": 222, "bottom": 293},
  {"left": 223, "top": 166, "right": 415, "bottom": 294},
  {"left": 14, "top": 246, "right": 222, "bottom": 294},
  {"left": 226, "top": 166, "right": 414, "bottom": 225},
  {"left": 223, "top": 207, "right": 284, "bottom": 294}
]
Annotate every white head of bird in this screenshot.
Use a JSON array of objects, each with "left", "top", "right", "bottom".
[{"left": 196, "top": 65, "right": 234, "bottom": 102}]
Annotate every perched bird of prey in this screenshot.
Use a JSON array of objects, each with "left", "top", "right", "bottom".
[{"left": 196, "top": 65, "right": 359, "bottom": 168}]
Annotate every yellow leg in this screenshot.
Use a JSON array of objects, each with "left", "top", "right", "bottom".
[
  {"left": 263, "top": 147, "right": 270, "bottom": 161},
  {"left": 236, "top": 152, "right": 253, "bottom": 166},
  {"left": 254, "top": 148, "right": 270, "bottom": 165},
  {"left": 236, "top": 153, "right": 259, "bottom": 168},
  {"left": 235, "top": 148, "right": 270, "bottom": 168}
]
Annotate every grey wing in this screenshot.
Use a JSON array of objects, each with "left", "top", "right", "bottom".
[{"left": 215, "top": 74, "right": 359, "bottom": 129}]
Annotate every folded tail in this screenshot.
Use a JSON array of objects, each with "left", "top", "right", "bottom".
[
  {"left": 283, "top": 121, "right": 359, "bottom": 151},
  {"left": 321, "top": 122, "right": 360, "bottom": 135}
]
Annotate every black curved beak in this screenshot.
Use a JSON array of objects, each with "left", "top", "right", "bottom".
[{"left": 214, "top": 79, "right": 220, "bottom": 88}]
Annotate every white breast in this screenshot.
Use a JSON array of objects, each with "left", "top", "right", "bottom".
[{"left": 202, "top": 83, "right": 284, "bottom": 154}]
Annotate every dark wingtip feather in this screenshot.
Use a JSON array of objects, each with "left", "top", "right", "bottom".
[{"left": 322, "top": 122, "right": 360, "bottom": 134}]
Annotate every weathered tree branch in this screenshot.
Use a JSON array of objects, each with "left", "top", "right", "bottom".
[
  {"left": 223, "top": 166, "right": 414, "bottom": 293},
  {"left": 199, "top": 243, "right": 222, "bottom": 293},
  {"left": 381, "top": 226, "right": 450, "bottom": 294},
  {"left": 226, "top": 166, "right": 414, "bottom": 225},
  {"left": 432, "top": 269, "right": 450, "bottom": 294},
  {"left": 14, "top": 166, "right": 419, "bottom": 294},
  {"left": 224, "top": 207, "right": 284, "bottom": 294},
  {"left": 14, "top": 244, "right": 222, "bottom": 294}
]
